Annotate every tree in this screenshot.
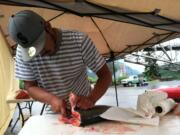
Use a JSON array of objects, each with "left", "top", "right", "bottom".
[{"left": 143, "top": 52, "right": 161, "bottom": 80}]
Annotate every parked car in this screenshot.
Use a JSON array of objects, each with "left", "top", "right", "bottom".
[{"left": 121, "top": 75, "right": 148, "bottom": 87}]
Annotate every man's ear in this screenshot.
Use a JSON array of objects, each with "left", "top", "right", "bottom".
[{"left": 44, "top": 22, "right": 52, "bottom": 32}]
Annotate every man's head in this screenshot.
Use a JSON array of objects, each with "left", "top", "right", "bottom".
[{"left": 8, "top": 10, "right": 49, "bottom": 61}]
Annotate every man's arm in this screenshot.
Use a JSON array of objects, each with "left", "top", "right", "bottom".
[
  {"left": 24, "top": 81, "right": 67, "bottom": 116},
  {"left": 88, "top": 63, "right": 112, "bottom": 103},
  {"left": 74, "top": 64, "right": 112, "bottom": 109},
  {"left": 25, "top": 81, "right": 52, "bottom": 104}
]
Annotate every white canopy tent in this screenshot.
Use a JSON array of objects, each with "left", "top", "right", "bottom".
[{"left": 1, "top": 1, "right": 180, "bottom": 133}]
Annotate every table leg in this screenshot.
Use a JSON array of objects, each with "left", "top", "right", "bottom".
[
  {"left": 17, "top": 103, "right": 25, "bottom": 126},
  {"left": 28, "top": 101, "right": 34, "bottom": 116},
  {"left": 40, "top": 103, "right": 46, "bottom": 115}
]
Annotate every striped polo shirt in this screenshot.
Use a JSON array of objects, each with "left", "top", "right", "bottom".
[{"left": 15, "top": 29, "right": 106, "bottom": 103}]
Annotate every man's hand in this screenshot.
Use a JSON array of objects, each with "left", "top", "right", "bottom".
[
  {"left": 76, "top": 96, "right": 94, "bottom": 110},
  {"left": 50, "top": 95, "right": 67, "bottom": 117},
  {"left": 24, "top": 81, "right": 67, "bottom": 116},
  {"left": 69, "top": 93, "right": 94, "bottom": 110}
]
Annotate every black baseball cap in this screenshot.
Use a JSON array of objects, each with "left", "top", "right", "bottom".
[{"left": 8, "top": 10, "right": 46, "bottom": 61}]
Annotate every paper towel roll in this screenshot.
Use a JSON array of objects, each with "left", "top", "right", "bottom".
[
  {"left": 154, "top": 98, "right": 176, "bottom": 117},
  {"left": 137, "top": 91, "right": 168, "bottom": 118},
  {"left": 148, "top": 91, "right": 168, "bottom": 106},
  {"left": 137, "top": 94, "right": 155, "bottom": 118}
]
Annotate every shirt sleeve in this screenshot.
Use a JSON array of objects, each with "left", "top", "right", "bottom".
[
  {"left": 81, "top": 34, "right": 106, "bottom": 73},
  {"left": 15, "top": 46, "right": 36, "bottom": 81}
]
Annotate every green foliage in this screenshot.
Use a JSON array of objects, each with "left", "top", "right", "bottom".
[
  {"left": 159, "top": 69, "right": 180, "bottom": 80},
  {"left": 88, "top": 76, "right": 98, "bottom": 84},
  {"left": 143, "top": 52, "right": 161, "bottom": 81},
  {"left": 19, "top": 80, "right": 25, "bottom": 89},
  {"left": 143, "top": 64, "right": 180, "bottom": 81},
  {"left": 143, "top": 63, "right": 161, "bottom": 81}
]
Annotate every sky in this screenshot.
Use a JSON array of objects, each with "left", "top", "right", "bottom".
[
  {"left": 120, "top": 38, "right": 180, "bottom": 71},
  {"left": 118, "top": 59, "right": 145, "bottom": 73},
  {"left": 124, "top": 62, "right": 145, "bottom": 73}
]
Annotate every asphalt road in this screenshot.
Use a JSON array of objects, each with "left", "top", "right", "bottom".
[{"left": 97, "top": 80, "right": 180, "bottom": 108}]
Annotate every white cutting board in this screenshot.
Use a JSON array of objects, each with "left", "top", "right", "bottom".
[{"left": 18, "top": 114, "right": 180, "bottom": 135}]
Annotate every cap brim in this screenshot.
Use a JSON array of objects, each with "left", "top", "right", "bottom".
[{"left": 20, "top": 30, "right": 46, "bottom": 61}]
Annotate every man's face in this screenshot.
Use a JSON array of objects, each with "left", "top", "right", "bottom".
[{"left": 40, "top": 28, "right": 56, "bottom": 56}]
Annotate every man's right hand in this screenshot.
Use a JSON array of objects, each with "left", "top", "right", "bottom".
[
  {"left": 49, "top": 95, "right": 67, "bottom": 117},
  {"left": 69, "top": 93, "right": 94, "bottom": 110}
]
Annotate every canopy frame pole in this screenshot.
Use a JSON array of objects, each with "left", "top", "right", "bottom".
[
  {"left": 90, "top": 17, "right": 112, "bottom": 51},
  {"left": 90, "top": 17, "right": 119, "bottom": 106},
  {"left": 47, "top": 12, "right": 65, "bottom": 22},
  {"left": 121, "top": 32, "right": 175, "bottom": 54},
  {"left": 110, "top": 51, "right": 119, "bottom": 106}
]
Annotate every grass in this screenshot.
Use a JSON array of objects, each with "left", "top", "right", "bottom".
[{"left": 159, "top": 69, "right": 180, "bottom": 80}]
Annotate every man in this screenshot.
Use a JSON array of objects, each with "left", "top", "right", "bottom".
[{"left": 8, "top": 10, "right": 112, "bottom": 117}]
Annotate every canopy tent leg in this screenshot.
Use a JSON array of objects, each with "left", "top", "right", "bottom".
[{"left": 111, "top": 52, "right": 119, "bottom": 106}]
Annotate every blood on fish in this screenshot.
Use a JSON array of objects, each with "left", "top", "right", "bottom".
[
  {"left": 69, "top": 118, "right": 81, "bottom": 126},
  {"left": 58, "top": 110, "right": 81, "bottom": 126},
  {"left": 58, "top": 116, "right": 70, "bottom": 124},
  {"left": 59, "top": 92, "right": 82, "bottom": 126},
  {"left": 72, "top": 111, "right": 81, "bottom": 120}
]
